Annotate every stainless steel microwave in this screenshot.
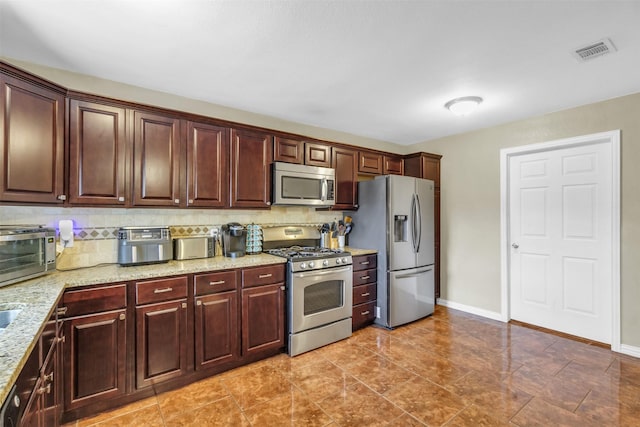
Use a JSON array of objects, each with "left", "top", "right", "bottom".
[
  {"left": 0, "top": 226, "right": 56, "bottom": 288},
  {"left": 272, "top": 162, "right": 335, "bottom": 207}
]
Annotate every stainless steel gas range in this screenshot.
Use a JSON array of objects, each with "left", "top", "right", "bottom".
[{"left": 263, "top": 226, "right": 353, "bottom": 356}]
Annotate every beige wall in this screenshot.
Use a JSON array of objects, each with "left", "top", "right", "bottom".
[
  {"left": 409, "top": 92, "right": 640, "bottom": 347},
  {"left": 1, "top": 57, "right": 403, "bottom": 154}
]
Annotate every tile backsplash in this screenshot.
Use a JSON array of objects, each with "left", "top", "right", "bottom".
[{"left": 0, "top": 206, "right": 342, "bottom": 269}]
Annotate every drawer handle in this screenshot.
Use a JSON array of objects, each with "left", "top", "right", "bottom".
[
  {"left": 209, "top": 280, "right": 225, "bottom": 285},
  {"left": 258, "top": 273, "right": 273, "bottom": 279},
  {"left": 360, "top": 261, "right": 370, "bottom": 265},
  {"left": 37, "top": 384, "right": 51, "bottom": 395},
  {"left": 360, "top": 276, "right": 370, "bottom": 280},
  {"left": 361, "top": 292, "right": 370, "bottom": 297},
  {"left": 57, "top": 306, "right": 68, "bottom": 316},
  {"left": 154, "top": 287, "right": 173, "bottom": 294},
  {"left": 361, "top": 310, "right": 370, "bottom": 316}
]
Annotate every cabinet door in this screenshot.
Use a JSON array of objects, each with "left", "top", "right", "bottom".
[
  {"left": 0, "top": 74, "right": 65, "bottom": 203},
  {"left": 358, "top": 151, "right": 383, "bottom": 175},
  {"left": 194, "top": 290, "right": 239, "bottom": 370},
  {"left": 63, "top": 310, "right": 127, "bottom": 411},
  {"left": 241, "top": 284, "right": 285, "bottom": 356},
  {"left": 136, "top": 300, "right": 188, "bottom": 388},
  {"left": 383, "top": 155, "right": 403, "bottom": 175},
  {"left": 331, "top": 147, "right": 358, "bottom": 209},
  {"left": 40, "top": 342, "right": 59, "bottom": 427},
  {"left": 133, "top": 111, "right": 181, "bottom": 206},
  {"left": 69, "top": 99, "right": 127, "bottom": 205},
  {"left": 304, "top": 142, "right": 331, "bottom": 168},
  {"left": 230, "top": 128, "right": 273, "bottom": 208},
  {"left": 273, "top": 136, "right": 303, "bottom": 164},
  {"left": 186, "top": 121, "right": 229, "bottom": 208}
]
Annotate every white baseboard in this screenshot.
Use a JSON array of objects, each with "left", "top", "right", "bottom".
[
  {"left": 436, "top": 298, "right": 504, "bottom": 322},
  {"left": 619, "top": 344, "right": 640, "bottom": 359}
]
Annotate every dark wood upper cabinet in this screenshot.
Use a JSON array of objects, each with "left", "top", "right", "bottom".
[
  {"left": 0, "top": 73, "right": 65, "bottom": 204},
  {"left": 358, "top": 151, "right": 383, "bottom": 175},
  {"left": 331, "top": 146, "right": 358, "bottom": 210},
  {"left": 185, "top": 121, "right": 229, "bottom": 208},
  {"left": 383, "top": 155, "right": 403, "bottom": 175},
  {"left": 404, "top": 152, "right": 441, "bottom": 187},
  {"left": 273, "top": 136, "right": 303, "bottom": 164},
  {"left": 132, "top": 111, "right": 181, "bottom": 207},
  {"left": 230, "top": 128, "right": 273, "bottom": 208},
  {"left": 69, "top": 99, "right": 127, "bottom": 205},
  {"left": 305, "top": 142, "right": 331, "bottom": 168}
]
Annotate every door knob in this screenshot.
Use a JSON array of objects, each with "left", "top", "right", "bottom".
[{"left": 512, "top": 243, "right": 519, "bottom": 249}]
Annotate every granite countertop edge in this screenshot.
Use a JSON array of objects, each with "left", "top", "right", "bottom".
[{"left": 0, "top": 247, "right": 377, "bottom": 404}]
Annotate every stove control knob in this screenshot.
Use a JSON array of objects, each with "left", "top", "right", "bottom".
[
  {"left": 341, "top": 257, "right": 348, "bottom": 264},
  {"left": 299, "top": 262, "right": 307, "bottom": 269},
  {"left": 336, "top": 258, "right": 342, "bottom": 264},
  {"left": 308, "top": 261, "right": 315, "bottom": 268},
  {"left": 323, "top": 260, "right": 329, "bottom": 267}
]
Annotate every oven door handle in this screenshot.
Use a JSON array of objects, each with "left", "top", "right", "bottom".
[{"left": 293, "top": 266, "right": 352, "bottom": 278}]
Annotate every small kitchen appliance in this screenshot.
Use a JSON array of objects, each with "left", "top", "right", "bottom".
[
  {"left": 0, "top": 225, "right": 56, "bottom": 287},
  {"left": 272, "top": 162, "right": 336, "bottom": 207},
  {"left": 220, "top": 223, "right": 246, "bottom": 258},
  {"left": 173, "top": 236, "right": 216, "bottom": 260},
  {"left": 263, "top": 225, "right": 353, "bottom": 356},
  {"left": 117, "top": 226, "right": 172, "bottom": 266}
]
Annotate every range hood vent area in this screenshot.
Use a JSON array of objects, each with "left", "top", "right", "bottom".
[{"left": 573, "top": 38, "right": 617, "bottom": 62}]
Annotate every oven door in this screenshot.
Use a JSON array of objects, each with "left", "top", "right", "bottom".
[{"left": 290, "top": 265, "right": 353, "bottom": 333}]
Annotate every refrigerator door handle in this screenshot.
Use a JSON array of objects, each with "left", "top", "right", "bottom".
[
  {"left": 410, "top": 194, "right": 417, "bottom": 253},
  {"left": 415, "top": 194, "right": 422, "bottom": 253},
  {"left": 395, "top": 267, "right": 434, "bottom": 279}
]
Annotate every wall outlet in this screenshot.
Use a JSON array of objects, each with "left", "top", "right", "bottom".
[{"left": 59, "top": 219, "right": 74, "bottom": 247}]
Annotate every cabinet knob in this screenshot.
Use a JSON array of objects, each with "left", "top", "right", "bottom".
[
  {"left": 43, "top": 372, "right": 54, "bottom": 382},
  {"left": 174, "top": 199, "right": 180, "bottom": 204},
  {"left": 266, "top": 201, "right": 271, "bottom": 206},
  {"left": 118, "top": 196, "right": 125, "bottom": 202},
  {"left": 57, "top": 194, "right": 67, "bottom": 201},
  {"left": 280, "top": 285, "right": 285, "bottom": 291},
  {"left": 196, "top": 300, "right": 202, "bottom": 306},
  {"left": 37, "top": 384, "right": 51, "bottom": 395},
  {"left": 119, "top": 313, "right": 126, "bottom": 321},
  {"left": 181, "top": 302, "right": 187, "bottom": 309}
]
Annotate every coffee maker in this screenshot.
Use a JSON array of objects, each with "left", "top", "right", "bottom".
[{"left": 220, "top": 223, "right": 246, "bottom": 258}]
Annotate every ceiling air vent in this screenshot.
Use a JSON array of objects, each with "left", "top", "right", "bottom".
[{"left": 573, "top": 38, "right": 617, "bottom": 62}]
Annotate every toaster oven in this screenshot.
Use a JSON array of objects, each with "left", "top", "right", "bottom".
[{"left": 0, "top": 226, "right": 56, "bottom": 287}]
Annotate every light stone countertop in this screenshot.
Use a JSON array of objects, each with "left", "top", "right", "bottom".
[
  {"left": 0, "top": 248, "right": 376, "bottom": 405},
  {"left": 0, "top": 253, "right": 285, "bottom": 404}
]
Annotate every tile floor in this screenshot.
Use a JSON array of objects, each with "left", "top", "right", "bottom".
[{"left": 63, "top": 306, "right": 640, "bottom": 426}]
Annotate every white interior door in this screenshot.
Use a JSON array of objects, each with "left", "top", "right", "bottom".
[{"left": 509, "top": 142, "right": 612, "bottom": 343}]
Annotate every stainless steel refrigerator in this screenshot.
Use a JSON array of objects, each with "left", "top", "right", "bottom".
[{"left": 348, "top": 175, "right": 435, "bottom": 328}]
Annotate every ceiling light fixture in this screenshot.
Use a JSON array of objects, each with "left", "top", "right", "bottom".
[{"left": 444, "top": 96, "right": 483, "bottom": 116}]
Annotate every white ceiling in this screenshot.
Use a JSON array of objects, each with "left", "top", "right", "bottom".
[{"left": 2, "top": 0, "right": 640, "bottom": 146}]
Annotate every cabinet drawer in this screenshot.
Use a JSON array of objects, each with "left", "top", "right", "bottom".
[
  {"left": 353, "top": 268, "right": 377, "bottom": 287},
  {"left": 353, "top": 283, "right": 377, "bottom": 306},
  {"left": 136, "top": 276, "right": 188, "bottom": 305},
  {"left": 352, "top": 302, "right": 376, "bottom": 330},
  {"left": 62, "top": 284, "right": 127, "bottom": 317},
  {"left": 242, "top": 264, "right": 285, "bottom": 288},
  {"left": 353, "top": 254, "right": 377, "bottom": 272},
  {"left": 194, "top": 270, "right": 238, "bottom": 296}
]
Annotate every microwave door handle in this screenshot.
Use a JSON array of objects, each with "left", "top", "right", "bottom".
[{"left": 321, "top": 178, "right": 328, "bottom": 202}]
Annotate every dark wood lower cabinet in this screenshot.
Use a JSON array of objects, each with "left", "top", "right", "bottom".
[
  {"left": 63, "top": 310, "right": 127, "bottom": 411},
  {"left": 57, "top": 265, "right": 287, "bottom": 423},
  {"left": 194, "top": 291, "right": 239, "bottom": 370},
  {"left": 135, "top": 300, "right": 188, "bottom": 389},
  {"left": 241, "top": 283, "right": 285, "bottom": 357}
]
